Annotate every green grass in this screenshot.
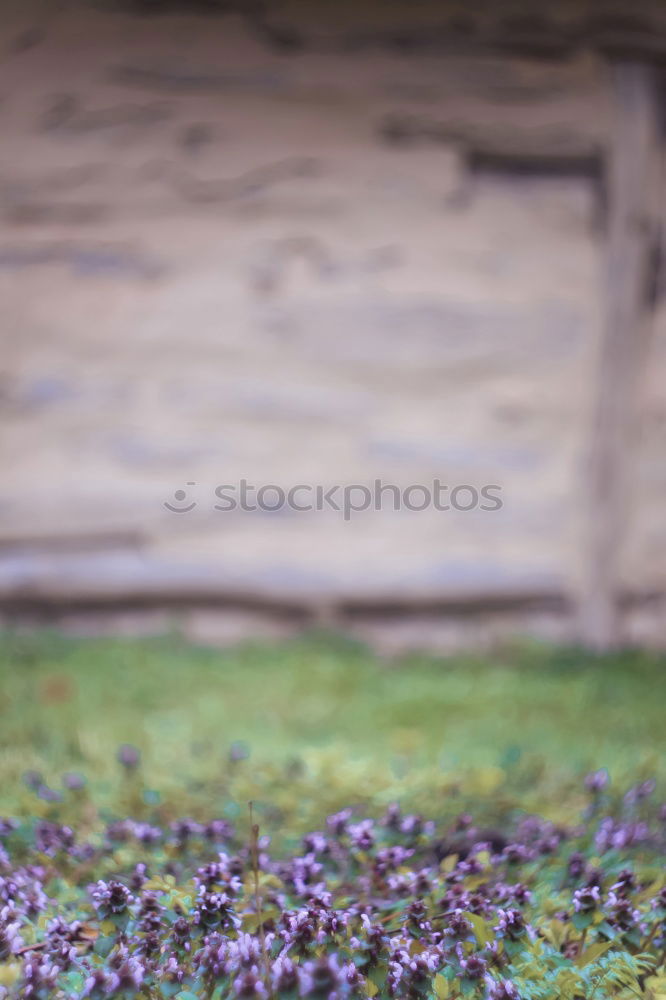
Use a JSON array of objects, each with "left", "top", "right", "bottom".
[{"left": 0, "top": 630, "right": 664, "bottom": 825}]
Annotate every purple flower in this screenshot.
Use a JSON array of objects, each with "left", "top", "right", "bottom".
[
  {"left": 585, "top": 769, "right": 609, "bottom": 793},
  {"left": 131, "top": 862, "right": 149, "bottom": 891},
  {"left": 624, "top": 780, "right": 656, "bottom": 805},
  {"left": 21, "top": 954, "right": 59, "bottom": 997},
  {"left": 606, "top": 891, "right": 641, "bottom": 930},
  {"left": 234, "top": 968, "right": 267, "bottom": 997},
  {"left": 567, "top": 852, "right": 586, "bottom": 881},
  {"left": 194, "top": 887, "right": 236, "bottom": 928},
  {"left": 272, "top": 954, "right": 300, "bottom": 993},
  {"left": 35, "top": 822, "right": 75, "bottom": 857},
  {"left": 83, "top": 968, "right": 112, "bottom": 997},
  {"left": 204, "top": 819, "right": 234, "bottom": 841},
  {"left": 609, "top": 870, "right": 637, "bottom": 896},
  {"left": 0, "top": 918, "right": 22, "bottom": 959},
  {"left": 300, "top": 954, "right": 345, "bottom": 997},
  {"left": 459, "top": 950, "right": 487, "bottom": 979},
  {"left": 229, "top": 741, "right": 250, "bottom": 762},
  {"left": 486, "top": 978, "right": 521, "bottom": 999},
  {"left": 171, "top": 916, "right": 192, "bottom": 951},
  {"left": 348, "top": 820, "right": 375, "bottom": 851},
  {"left": 595, "top": 818, "right": 651, "bottom": 853},
  {"left": 107, "top": 953, "right": 145, "bottom": 993},
  {"left": 90, "top": 879, "right": 133, "bottom": 916},
  {"left": 163, "top": 954, "right": 185, "bottom": 984},
  {"left": 495, "top": 908, "right": 527, "bottom": 939},
  {"left": 502, "top": 844, "right": 534, "bottom": 865},
  {"left": 573, "top": 886, "right": 601, "bottom": 913},
  {"left": 326, "top": 809, "right": 352, "bottom": 836},
  {"left": 117, "top": 744, "right": 141, "bottom": 770},
  {"left": 303, "top": 831, "right": 329, "bottom": 855},
  {"left": 171, "top": 818, "right": 204, "bottom": 842},
  {"left": 22, "top": 771, "right": 43, "bottom": 791},
  {"left": 62, "top": 772, "right": 86, "bottom": 791},
  {"left": 445, "top": 909, "right": 473, "bottom": 940}
]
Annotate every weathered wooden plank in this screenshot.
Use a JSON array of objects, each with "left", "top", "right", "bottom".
[{"left": 579, "top": 62, "right": 663, "bottom": 648}]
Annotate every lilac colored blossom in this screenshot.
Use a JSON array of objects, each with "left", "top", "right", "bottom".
[
  {"left": 573, "top": 885, "right": 601, "bottom": 913},
  {"left": 486, "top": 978, "right": 521, "bottom": 999},
  {"left": 584, "top": 769, "right": 609, "bottom": 793},
  {"left": 90, "top": 879, "right": 133, "bottom": 916},
  {"left": 21, "top": 953, "right": 59, "bottom": 997},
  {"left": 116, "top": 744, "right": 141, "bottom": 770},
  {"left": 234, "top": 967, "right": 267, "bottom": 997},
  {"left": 62, "top": 772, "right": 87, "bottom": 791}
]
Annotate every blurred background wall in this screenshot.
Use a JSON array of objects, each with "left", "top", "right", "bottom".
[{"left": 1, "top": 0, "right": 665, "bottom": 651}]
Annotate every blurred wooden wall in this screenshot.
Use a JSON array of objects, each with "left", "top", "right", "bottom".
[{"left": 0, "top": 0, "right": 664, "bottom": 650}]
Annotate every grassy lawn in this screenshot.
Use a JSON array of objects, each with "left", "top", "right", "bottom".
[{"left": 0, "top": 630, "right": 663, "bottom": 832}]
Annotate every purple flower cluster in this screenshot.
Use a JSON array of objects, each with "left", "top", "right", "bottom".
[{"left": 0, "top": 776, "right": 662, "bottom": 999}]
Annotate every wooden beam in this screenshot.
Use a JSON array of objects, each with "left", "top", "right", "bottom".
[{"left": 579, "top": 62, "right": 662, "bottom": 649}]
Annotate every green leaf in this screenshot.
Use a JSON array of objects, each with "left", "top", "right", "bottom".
[
  {"left": 434, "top": 973, "right": 450, "bottom": 999},
  {"left": 575, "top": 940, "right": 614, "bottom": 968},
  {"left": 93, "top": 934, "right": 116, "bottom": 958},
  {"left": 462, "top": 911, "right": 492, "bottom": 948},
  {"left": 572, "top": 911, "right": 593, "bottom": 931}
]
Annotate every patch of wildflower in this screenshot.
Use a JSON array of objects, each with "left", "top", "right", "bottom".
[{"left": 0, "top": 768, "right": 662, "bottom": 998}]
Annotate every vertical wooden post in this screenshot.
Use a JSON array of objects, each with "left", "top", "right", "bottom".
[{"left": 579, "top": 62, "right": 661, "bottom": 649}]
